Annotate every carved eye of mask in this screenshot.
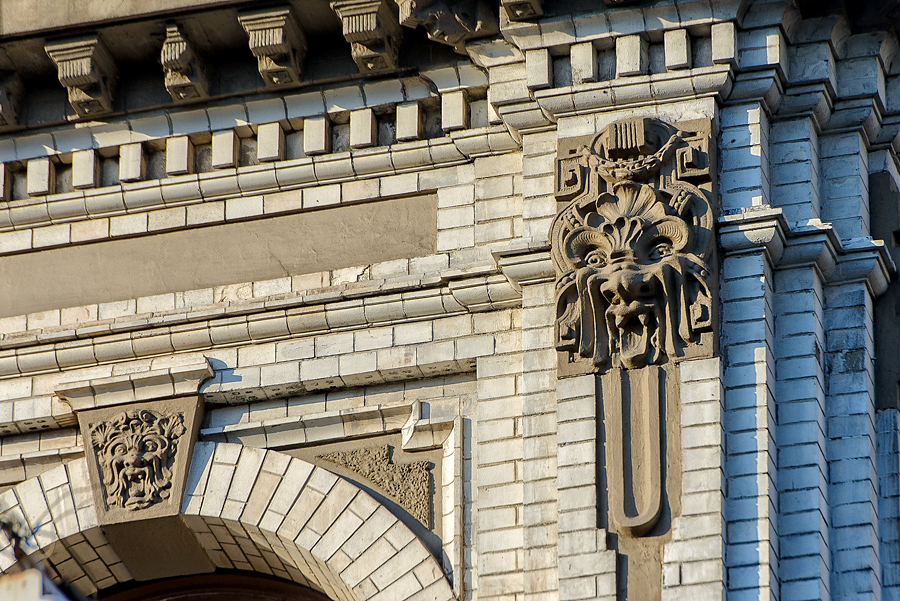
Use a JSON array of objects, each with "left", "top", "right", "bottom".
[
  {"left": 585, "top": 249, "right": 607, "bottom": 267},
  {"left": 646, "top": 238, "right": 674, "bottom": 261},
  {"left": 112, "top": 443, "right": 127, "bottom": 456}
]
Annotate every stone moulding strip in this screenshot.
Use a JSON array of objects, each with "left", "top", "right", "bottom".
[
  {"left": 0, "top": 269, "right": 520, "bottom": 379},
  {"left": 532, "top": 66, "right": 733, "bottom": 119},
  {"left": 199, "top": 396, "right": 459, "bottom": 449},
  {"left": 718, "top": 206, "right": 895, "bottom": 295},
  {"left": 55, "top": 361, "right": 213, "bottom": 412},
  {"left": 0, "top": 129, "right": 513, "bottom": 239}
]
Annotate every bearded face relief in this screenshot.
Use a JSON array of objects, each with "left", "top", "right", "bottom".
[
  {"left": 90, "top": 409, "right": 186, "bottom": 511},
  {"left": 552, "top": 117, "right": 714, "bottom": 372}
]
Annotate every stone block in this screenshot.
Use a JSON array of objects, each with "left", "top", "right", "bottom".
[
  {"left": 166, "top": 136, "right": 194, "bottom": 176},
  {"left": 211, "top": 129, "right": 239, "bottom": 169},
  {"left": 571, "top": 42, "right": 598, "bottom": 84},
  {"left": 303, "top": 116, "right": 331, "bottom": 155},
  {"left": 526, "top": 48, "right": 552, "bottom": 90},
  {"left": 712, "top": 22, "right": 737, "bottom": 66},
  {"left": 27, "top": 157, "right": 54, "bottom": 197},
  {"left": 441, "top": 91, "right": 469, "bottom": 132},
  {"left": 349, "top": 109, "right": 377, "bottom": 149},
  {"left": 396, "top": 102, "right": 423, "bottom": 141},
  {"left": 257, "top": 122, "right": 285, "bottom": 162},
  {"left": 72, "top": 149, "right": 99, "bottom": 189},
  {"left": 664, "top": 29, "right": 692, "bottom": 70},
  {"left": 118, "top": 143, "right": 145, "bottom": 182},
  {"left": 616, "top": 35, "right": 648, "bottom": 77}
]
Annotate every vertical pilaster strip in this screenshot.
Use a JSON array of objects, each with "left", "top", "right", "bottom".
[
  {"left": 721, "top": 251, "right": 779, "bottom": 601},
  {"left": 877, "top": 408, "right": 900, "bottom": 597},
  {"left": 770, "top": 118, "right": 820, "bottom": 223},
  {"left": 521, "top": 282, "right": 558, "bottom": 600},
  {"left": 475, "top": 341, "right": 524, "bottom": 599},
  {"left": 557, "top": 375, "right": 616, "bottom": 601},
  {"left": 820, "top": 132, "right": 869, "bottom": 239},
  {"left": 661, "top": 357, "right": 725, "bottom": 600},
  {"left": 774, "top": 267, "right": 829, "bottom": 600},
  {"left": 719, "top": 103, "right": 770, "bottom": 212},
  {"left": 824, "top": 281, "right": 880, "bottom": 597}
]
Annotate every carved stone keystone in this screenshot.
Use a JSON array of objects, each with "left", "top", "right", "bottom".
[
  {"left": 394, "top": 0, "right": 499, "bottom": 54},
  {"left": 160, "top": 25, "right": 209, "bottom": 102},
  {"left": 0, "top": 72, "right": 22, "bottom": 129},
  {"left": 238, "top": 6, "right": 307, "bottom": 88},
  {"left": 45, "top": 36, "right": 118, "bottom": 117},
  {"left": 500, "top": 0, "right": 544, "bottom": 21},
  {"left": 332, "top": 0, "right": 403, "bottom": 72},
  {"left": 56, "top": 361, "right": 214, "bottom": 581}
]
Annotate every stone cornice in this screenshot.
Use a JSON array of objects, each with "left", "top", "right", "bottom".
[
  {"left": 718, "top": 207, "right": 895, "bottom": 296},
  {"left": 0, "top": 267, "right": 522, "bottom": 379}
]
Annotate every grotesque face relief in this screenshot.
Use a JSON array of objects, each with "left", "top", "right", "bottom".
[
  {"left": 90, "top": 409, "right": 186, "bottom": 511},
  {"left": 395, "top": 0, "right": 499, "bottom": 53},
  {"left": 551, "top": 118, "right": 714, "bottom": 372}
]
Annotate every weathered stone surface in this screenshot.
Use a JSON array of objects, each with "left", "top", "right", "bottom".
[{"left": 318, "top": 444, "right": 432, "bottom": 526}]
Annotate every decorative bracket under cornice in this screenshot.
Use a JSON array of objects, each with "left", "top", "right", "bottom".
[
  {"left": 160, "top": 24, "right": 209, "bottom": 102},
  {"left": 331, "top": 0, "right": 403, "bottom": 73},
  {"left": 500, "top": 0, "right": 543, "bottom": 21},
  {"left": 45, "top": 36, "right": 118, "bottom": 117},
  {"left": 0, "top": 72, "right": 22, "bottom": 130},
  {"left": 395, "top": 0, "right": 499, "bottom": 54},
  {"left": 238, "top": 6, "right": 307, "bottom": 88},
  {"left": 718, "top": 207, "right": 895, "bottom": 296}
]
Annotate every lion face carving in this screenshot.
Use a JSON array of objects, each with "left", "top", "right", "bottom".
[
  {"left": 90, "top": 410, "right": 186, "bottom": 511},
  {"left": 552, "top": 118, "right": 714, "bottom": 371}
]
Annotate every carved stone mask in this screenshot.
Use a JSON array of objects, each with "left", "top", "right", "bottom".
[
  {"left": 551, "top": 118, "right": 714, "bottom": 371},
  {"left": 90, "top": 410, "right": 186, "bottom": 511}
]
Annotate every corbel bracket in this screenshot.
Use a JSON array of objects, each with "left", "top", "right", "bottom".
[
  {"left": 0, "top": 72, "right": 22, "bottom": 129},
  {"left": 500, "top": 0, "right": 544, "bottom": 21},
  {"left": 45, "top": 36, "right": 118, "bottom": 117},
  {"left": 160, "top": 24, "right": 209, "bottom": 102},
  {"left": 238, "top": 6, "right": 307, "bottom": 88},
  {"left": 331, "top": 0, "right": 403, "bottom": 72},
  {"left": 395, "top": 0, "right": 499, "bottom": 54}
]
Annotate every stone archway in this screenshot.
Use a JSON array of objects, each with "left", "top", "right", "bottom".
[{"left": 0, "top": 442, "right": 455, "bottom": 601}]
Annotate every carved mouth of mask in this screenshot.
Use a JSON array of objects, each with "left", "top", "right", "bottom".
[
  {"left": 607, "top": 299, "right": 657, "bottom": 369},
  {"left": 123, "top": 466, "right": 154, "bottom": 509}
]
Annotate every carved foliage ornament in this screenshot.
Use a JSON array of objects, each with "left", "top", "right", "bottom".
[
  {"left": 395, "top": 0, "right": 499, "bottom": 54},
  {"left": 90, "top": 409, "right": 186, "bottom": 511},
  {"left": 551, "top": 118, "right": 714, "bottom": 372}
]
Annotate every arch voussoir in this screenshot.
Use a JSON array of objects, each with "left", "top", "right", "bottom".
[{"left": 182, "top": 442, "right": 455, "bottom": 601}]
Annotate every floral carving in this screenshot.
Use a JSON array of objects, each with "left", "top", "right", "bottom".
[
  {"left": 551, "top": 118, "right": 714, "bottom": 371},
  {"left": 318, "top": 445, "right": 432, "bottom": 527},
  {"left": 90, "top": 409, "right": 186, "bottom": 511}
]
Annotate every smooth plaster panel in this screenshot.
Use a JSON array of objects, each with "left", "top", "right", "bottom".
[{"left": 0, "top": 195, "right": 437, "bottom": 317}]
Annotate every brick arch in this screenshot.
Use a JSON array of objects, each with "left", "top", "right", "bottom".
[{"left": 0, "top": 443, "right": 454, "bottom": 601}]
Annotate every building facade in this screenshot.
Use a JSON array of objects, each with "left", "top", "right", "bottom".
[{"left": 0, "top": 0, "right": 898, "bottom": 599}]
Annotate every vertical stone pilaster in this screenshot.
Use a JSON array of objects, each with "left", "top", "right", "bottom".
[
  {"left": 662, "top": 358, "right": 725, "bottom": 600},
  {"left": 556, "top": 375, "right": 617, "bottom": 601},
  {"left": 774, "top": 267, "right": 829, "bottom": 600},
  {"left": 825, "top": 281, "right": 880, "bottom": 598},
  {"left": 721, "top": 251, "right": 779, "bottom": 601},
  {"left": 522, "top": 282, "right": 559, "bottom": 600}
]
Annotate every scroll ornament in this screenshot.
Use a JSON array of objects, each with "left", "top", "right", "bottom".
[
  {"left": 90, "top": 409, "right": 186, "bottom": 511},
  {"left": 551, "top": 118, "right": 714, "bottom": 372}
]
